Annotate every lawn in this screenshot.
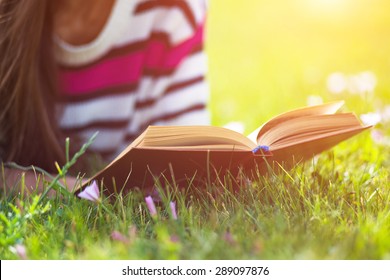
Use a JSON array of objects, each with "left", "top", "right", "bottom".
[{"left": 1, "top": 0, "right": 389, "bottom": 259}]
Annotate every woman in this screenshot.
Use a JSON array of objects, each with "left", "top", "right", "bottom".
[{"left": 0, "top": 0, "right": 209, "bottom": 193}]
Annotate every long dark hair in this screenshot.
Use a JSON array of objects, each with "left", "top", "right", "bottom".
[{"left": 0, "top": 0, "right": 65, "bottom": 171}]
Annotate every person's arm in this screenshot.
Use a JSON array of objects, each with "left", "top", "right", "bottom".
[
  {"left": 150, "top": 2, "right": 210, "bottom": 126},
  {"left": 126, "top": 0, "right": 210, "bottom": 141},
  {"left": 0, "top": 167, "right": 82, "bottom": 196}
]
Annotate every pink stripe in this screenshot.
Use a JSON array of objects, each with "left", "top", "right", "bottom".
[
  {"left": 59, "top": 23, "right": 204, "bottom": 95},
  {"left": 60, "top": 52, "right": 143, "bottom": 94}
]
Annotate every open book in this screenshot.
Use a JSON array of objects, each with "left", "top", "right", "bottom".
[{"left": 79, "top": 101, "right": 371, "bottom": 194}]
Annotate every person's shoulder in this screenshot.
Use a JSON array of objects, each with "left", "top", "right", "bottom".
[
  {"left": 131, "top": 0, "right": 208, "bottom": 45},
  {"left": 132, "top": 0, "right": 208, "bottom": 23}
]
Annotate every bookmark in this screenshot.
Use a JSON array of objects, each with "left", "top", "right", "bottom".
[{"left": 252, "top": 145, "right": 270, "bottom": 154}]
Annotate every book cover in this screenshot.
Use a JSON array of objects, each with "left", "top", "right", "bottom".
[{"left": 78, "top": 101, "right": 371, "bottom": 194}]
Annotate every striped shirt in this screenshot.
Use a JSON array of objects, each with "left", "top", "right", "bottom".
[{"left": 55, "top": 0, "right": 210, "bottom": 160}]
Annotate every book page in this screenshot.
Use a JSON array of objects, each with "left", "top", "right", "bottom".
[
  {"left": 258, "top": 113, "right": 363, "bottom": 149},
  {"left": 269, "top": 125, "right": 371, "bottom": 166},
  {"left": 247, "top": 101, "right": 345, "bottom": 143},
  {"left": 139, "top": 125, "right": 257, "bottom": 150}
]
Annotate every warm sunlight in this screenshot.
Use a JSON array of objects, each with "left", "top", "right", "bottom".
[
  {"left": 307, "top": 0, "right": 350, "bottom": 9},
  {"left": 302, "top": 0, "right": 353, "bottom": 18}
]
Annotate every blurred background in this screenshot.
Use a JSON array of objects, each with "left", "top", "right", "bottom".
[{"left": 206, "top": 0, "right": 390, "bottom": 134}]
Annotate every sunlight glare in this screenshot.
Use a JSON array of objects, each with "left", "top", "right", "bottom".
[{"left": 302, "top": 0, "right": 352, "bottom": 18}]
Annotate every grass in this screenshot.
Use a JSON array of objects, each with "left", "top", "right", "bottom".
[{"left": 1, "top": 0, "right": 390, "bottom": 259}]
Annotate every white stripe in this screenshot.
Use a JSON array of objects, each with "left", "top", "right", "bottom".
[
  {"left": 151, "top": 82, "right": 208, "bottom": 117},
  {"left": 115, "top": 6, "right": 194, "bottom": 48},
  {"left": 186, "top": 0, "right": 208, "bottom": 24},
  {"left": 128, "top": 78, "right": 209, "bottom": 134},
  {"left": 170, "top": 52, "right": 207, "bottom": 83},
  {"left": 153, "top": 109, "right": 210, "bottom": 126},
  {"left": 114, "top": 7, "right": 154, "bottom": 47},
  {"left": 136, "top": 77, "right": 170, "bottom": 101},
  {"left": 135, "top": 52, "right": 207, "bottom": 101},
  {"left": 128, "top": 81, "right": 208, "bottom": 132},
  {"left": 153, "top": 8, "right": 194, "bottom": 44},
  {"left": 59, "top": 94, "right": 136, "bottom": 128}
]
